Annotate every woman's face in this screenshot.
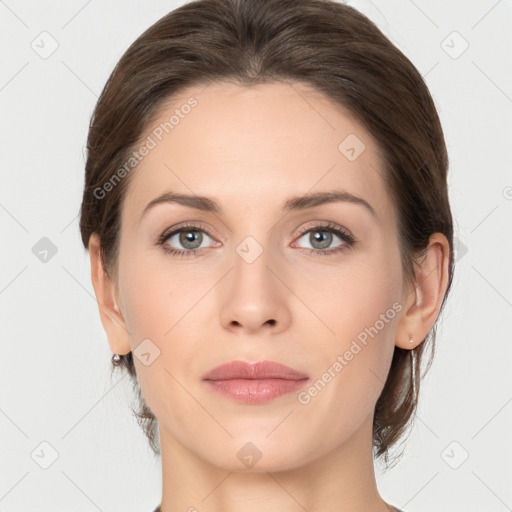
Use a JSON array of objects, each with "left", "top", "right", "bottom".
[{"left": 113, "top": 81, "right": 410, "bottom": 471}]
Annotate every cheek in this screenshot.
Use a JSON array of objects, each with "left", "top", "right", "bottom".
[
  {"left": 120, "top": 278, "right": 171, "bottom": 342},
  {"left": 117, "top": 241, "right": 192, "bottom": 341},
  {"left": 116, "top": 263, "right": 203, "bottom": 430},
  {"left": 302, "top": 247, "right": 402, "bottom": 344},
  {"left": 312, "top": 245, "right": 403, "bottom": 386},
  {"left": 116, "top": 246, "right": 207, "bottom": 367},
  {"left": 292, "top": 264, "right": 402, "bottom": 448},
  {"left": 330, "top": 268, "right": 401, "bottom": 342}
]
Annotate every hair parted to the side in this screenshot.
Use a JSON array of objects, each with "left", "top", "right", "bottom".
[{"left": 79, "top": 0, "right": 454, "bottom": 467}]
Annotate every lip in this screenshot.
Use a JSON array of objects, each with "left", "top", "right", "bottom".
[
  {"left": 202, "top": 360, "right": 308, "bottom": 381},
  {"left": 202, "top": 360, "right": 309, "bottom": 404}
]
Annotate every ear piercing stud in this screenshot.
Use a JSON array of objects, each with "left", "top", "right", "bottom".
[{"left": 409, "top": 336, "right": 414, "bottom": 344}]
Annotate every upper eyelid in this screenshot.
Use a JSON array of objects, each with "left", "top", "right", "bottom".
[
  {"left": 163, "top": 222, "right": 216, "bottom": 238},
  {"left": 160, "top": 221, "right": 353, "bottom": 245}
]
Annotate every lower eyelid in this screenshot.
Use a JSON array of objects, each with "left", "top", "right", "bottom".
[
  {"left": 163, "top": 230, "right": 216, "bottom": 249},
  {"left": 159, "top": 224, "right": 354, "bottom": 254}
]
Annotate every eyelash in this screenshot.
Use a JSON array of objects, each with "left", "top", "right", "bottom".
[{"left": 156, "top": 221, "right": 356, "bottom": 259}]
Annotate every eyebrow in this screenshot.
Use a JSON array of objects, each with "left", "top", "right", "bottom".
[{"left": 140, "top": 189, "right": 377, "bottom": 220}]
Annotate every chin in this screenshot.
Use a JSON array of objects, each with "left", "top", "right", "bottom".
[{"left": 201, "top": 436, "right": 312, "bottom": 474}]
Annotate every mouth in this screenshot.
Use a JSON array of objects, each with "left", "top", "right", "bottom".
[{"left": 202, "top": 360, "right": 309, "bottom": 404}]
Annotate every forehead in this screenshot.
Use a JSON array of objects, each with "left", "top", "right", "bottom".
[{"left": 122, "top": 81, "right": 392, "bottom": 224}]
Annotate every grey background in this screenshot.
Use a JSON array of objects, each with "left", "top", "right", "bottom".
[{"left": 1, "top": 1, "right": 511, "bottom": 511}]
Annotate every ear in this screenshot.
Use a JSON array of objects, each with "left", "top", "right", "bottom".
[
  {"left": 395, "top": 232, "right": 451, "bottom": 349},
  {"left": 88, "top": 233, "right": 132, "bottom": 355}
]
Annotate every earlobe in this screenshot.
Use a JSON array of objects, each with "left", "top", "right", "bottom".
[
  {"left": 88, "top": 233, "right": 132, "bottom": 355},
  {"left": 395, "top": 232, "right": 450, "bottom": 349}
]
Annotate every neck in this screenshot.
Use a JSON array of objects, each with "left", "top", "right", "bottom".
[{"left": 158, "top": 412, "right": 392, "bottom": 512}]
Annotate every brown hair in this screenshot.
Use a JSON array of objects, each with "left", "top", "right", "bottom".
[{"left": 79, "top": 0, "right": 454, "bottom": 466}]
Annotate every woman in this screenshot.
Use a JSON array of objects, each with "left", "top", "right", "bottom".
[{"left": 79, "top": 0, "right": 454, "bottom": 510}]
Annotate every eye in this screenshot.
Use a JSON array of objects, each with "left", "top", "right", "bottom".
[
  {"left": 292, "top": 222, "right": 356, "bottom": 256},
  {"left": 157, "top": 221, "right": 356, "bottom": 259},
  {"left": 157, "top": 222, "right": 219, "bottom": 258}
]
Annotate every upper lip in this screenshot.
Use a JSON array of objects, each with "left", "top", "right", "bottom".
[{"left": 202, "top": 360, "right": 309, "bottom": 381}]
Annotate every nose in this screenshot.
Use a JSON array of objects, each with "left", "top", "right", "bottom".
[{"left": 218, "top": 245, "right": 292, "bottom": 335}]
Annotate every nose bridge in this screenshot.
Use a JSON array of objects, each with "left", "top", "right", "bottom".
[
  {"left": 227, "top": 198, "right": 275, "bottom": 269},
  {"left": 227, "top": 200, "right": 289, "bottom": 289},
  {"left": 231, "top": 230, "right": 274, "bottom": 295},
  {"left": 218, "top": 224, "right": 291, "bottom": 332},
  {"left": 222, "top": 195, "right": 288, "bottom": 290}
]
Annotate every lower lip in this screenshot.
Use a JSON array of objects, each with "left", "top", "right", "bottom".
[{"left": 204, "top": 378, "right": 309, "bottom": 404}]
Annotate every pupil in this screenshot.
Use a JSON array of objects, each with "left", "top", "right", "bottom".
[
  {"left": 180, "top": 230, "right": 201, "bottom": 249},
  {"left": 312, "top": 230, "right": 331, "bottom": 249}
]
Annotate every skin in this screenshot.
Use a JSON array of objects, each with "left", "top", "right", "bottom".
[{"left": 89, "top": 81, "right": 450, "bottom": 512}]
